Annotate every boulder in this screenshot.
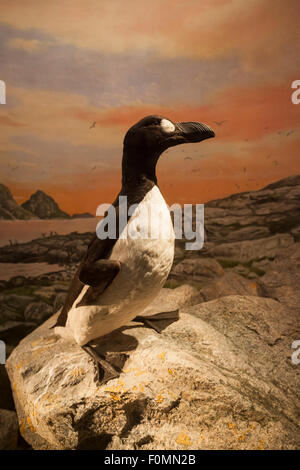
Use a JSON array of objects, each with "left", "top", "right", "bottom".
[
  {"left": 6, "top": 289, "right": 299, "bottom": 450},
  {"left": 198, "top": 271, "right": 262, "bottom": 301},
  {"left": 170, "top": 258, "right": 224, "bottom": 284},
  {"left": 207, "top": 234, "right": 294, "bottom": 262},
  {"left": 24, "top": 302, "right": 53, "bottom": 324}
]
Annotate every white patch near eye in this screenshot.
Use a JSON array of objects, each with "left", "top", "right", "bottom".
[{"left": 160, "top": 119, "right": 175, "bottom": 133}]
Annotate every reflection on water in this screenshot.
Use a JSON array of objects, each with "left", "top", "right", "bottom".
[{"left": 0, "top": 218, "right": 99, "bottom": 247}]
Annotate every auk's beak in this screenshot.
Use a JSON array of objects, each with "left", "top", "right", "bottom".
[{"left": 177, "top": 121, "right": 215, "bottom": 143}]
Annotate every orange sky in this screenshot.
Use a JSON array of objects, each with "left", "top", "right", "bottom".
[{"left": 0, "top": 0, "right": 299, "bottom": 214}]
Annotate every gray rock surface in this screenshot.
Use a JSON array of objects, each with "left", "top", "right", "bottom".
[{"left": 6, "top": 288, "right": 299, "bottom": 450}]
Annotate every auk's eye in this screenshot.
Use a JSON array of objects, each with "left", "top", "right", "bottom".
[{"left": 160, "top": 119, "right": 176, "bottom": 133}]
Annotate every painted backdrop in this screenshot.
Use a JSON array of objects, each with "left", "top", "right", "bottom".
[{"left": 0, "top": 0, "right": 299, "bottom": 214}]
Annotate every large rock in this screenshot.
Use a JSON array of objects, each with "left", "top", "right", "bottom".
[
  {"left": 0, "top": 183, "right": 34, "bottom": 220},
  {"left": 6, "top": 289, "right": 299, "bottom": 450},
  {"left": 21, "top": 190, "right": 70, "bottom": 219},
  {"left": 170, "top": 258, "right": 224, "bottom": 284},
  {"left": 198, "top": 271, "right": 262, "bottom": 301},
  {"left": 206, "top": 234, "right": 294, "bottom": 262}
]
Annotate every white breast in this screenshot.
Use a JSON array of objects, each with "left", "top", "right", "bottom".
[{"left": 65, "top": 186, "right": 175, "bottom": 345}]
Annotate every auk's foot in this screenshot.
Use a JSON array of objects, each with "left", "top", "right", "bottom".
[
  {"left": 133, "top": 309, "right": 179, "bottom": 333},
  {"left": 82, "top": 345, "right": 126, "bottom": 384}
]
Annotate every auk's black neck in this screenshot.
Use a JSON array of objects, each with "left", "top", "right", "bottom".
[{"left": 121, "top": 146, "right": 161, "bottom": 193}]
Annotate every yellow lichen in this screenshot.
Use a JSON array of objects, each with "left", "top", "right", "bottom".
[
  {"left": 27, "top": 416, "right": 35, "bottom": 432},
  {"left": 156, "top": 394, "right": 164, "bottom": 403},
  {"left": 110, "top": 394, "right": 120, "bottom": 401},
  {"left": 258, "top": 439, "right": 265, "bottom": 450},
  {"left": 176, "top": 432, "right": 191, "bottom": 447},
  {"left": 157, "top": 352, "right": 166, "bottom": 362},
  {"left": 70, "top": 367, "right": 85, "bottom": 378}
]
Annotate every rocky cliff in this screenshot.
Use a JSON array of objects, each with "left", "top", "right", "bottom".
[
  {"left": 21, "top": 190, "right": 70, "bottom": 219},
  {"left": 1, "top": 174, "right": 300, "bottom": 449},
  {"left": 0, "top": 184, "right": 35, "bottom": 220}
]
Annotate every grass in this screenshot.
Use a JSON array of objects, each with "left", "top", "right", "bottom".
[
  {"left": 0, "top": 285, "right": 37, "bottom": 297},
  {"left": 217, "top": 258, "right": 265, "bottom": 277},
  {"left": 164, "top": 280, "right": 182, "bottom": 289}
]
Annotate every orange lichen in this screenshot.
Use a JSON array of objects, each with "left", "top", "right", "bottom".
[
  {"left": 70, "top": 367, "right": 85, "bottom": 378},
  {"left": 110, "top": 394, "right": 121, "bottom": 401},
  {"left": 176, "top": 432, "right": 191, "bottom": 447},
  {"left": 156, "top": 394, "right": 164, "bottom": 403},
  {"left": 258, "top": 439, "right": 265, "bottom": 450},
  {"left": 157, "top": 352, "right": 166, "bottom": 362},
  {"left": 27, "top": 416, "right": 35, "bottom": 432}
]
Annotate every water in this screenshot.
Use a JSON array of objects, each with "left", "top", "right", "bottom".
[
  {"left": 0, "top": 262, "right": 65, "bottom": 281},
  {"left": 0, "top": 218, "right": 99, "bottom": 247}
]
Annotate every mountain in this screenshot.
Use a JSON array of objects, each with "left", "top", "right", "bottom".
[
  {"left": 0, "top": 183, "right": 35, "bottom": 220},
  {"left": 21, "top": 190, "right": 70, "bottom": 219}
]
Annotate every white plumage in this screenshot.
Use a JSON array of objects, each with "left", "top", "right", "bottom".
[{"left": 55, "top": 186, "right": 175, "bottom": 346}]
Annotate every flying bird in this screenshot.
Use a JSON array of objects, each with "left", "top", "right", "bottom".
[
  {"left": 9, "top": 165, "right": 19, "bottom": 172},
  {"left": 52, "top": 115, "right": 215, "bottom": 383},
  {"left": 286, "top": 130, "right": 294, "bottom": 136},
  {"left": 89, "top": 121, "right": 96, "bottom": 129},
  {"left": 213, "top": 120, "right": 226, "bottom": 126}
]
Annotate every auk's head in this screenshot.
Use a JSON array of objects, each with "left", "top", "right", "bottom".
[{"left": 122, "top": 115, "right": 215, "bottom": 178}]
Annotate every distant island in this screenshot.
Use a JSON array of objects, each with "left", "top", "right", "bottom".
[{"left": 0, "top": 183, "right": 93, "bottom": 220}]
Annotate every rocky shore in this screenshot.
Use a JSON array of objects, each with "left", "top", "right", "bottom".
[{"left": 0, "top": 175, "right": 299, "bottom": 449}]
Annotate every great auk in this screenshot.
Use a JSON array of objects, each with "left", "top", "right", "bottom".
[{"left": 53, "top": 115, "right": 215, "bottom": 383}]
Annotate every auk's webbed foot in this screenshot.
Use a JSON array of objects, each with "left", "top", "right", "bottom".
[
  {"left": 133, "top": 309, "right": 179, "bottom": 333},
  {"left": 82, "top": 345, "right": 125, "bottom": 384}
]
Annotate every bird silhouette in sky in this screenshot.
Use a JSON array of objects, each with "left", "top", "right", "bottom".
[
  {"left": 286, "top": 130, "right": 294, "bottom": 136},
  {"left": 213, "top": 120, "right": 226, "bottom": 126},
  {"left": 89, "top": 122, "right": 96, "bottom": 129},
  {"left": 9, "top": 165, "right": 19, "bottom": 172}
]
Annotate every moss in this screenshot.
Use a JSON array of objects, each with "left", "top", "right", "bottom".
[
  {"left": 164, "top": 280, "right": 181, "bottom": 289},
  {"left": 217, "top": 259, "right": 265, "bottom": 277},
  {"left": 217, "top": 259, "right": 240, "bottom": 269},
  {"left": 1, "top": 285, "right": 37, "bottom": 297}
]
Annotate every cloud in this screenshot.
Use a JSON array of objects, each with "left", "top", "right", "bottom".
[
  {"left": 0, "top": 115, "right": 26, "bottom": 127},
  {"left": 8, "top": 37, "right": 45, "bottom": 52}
]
